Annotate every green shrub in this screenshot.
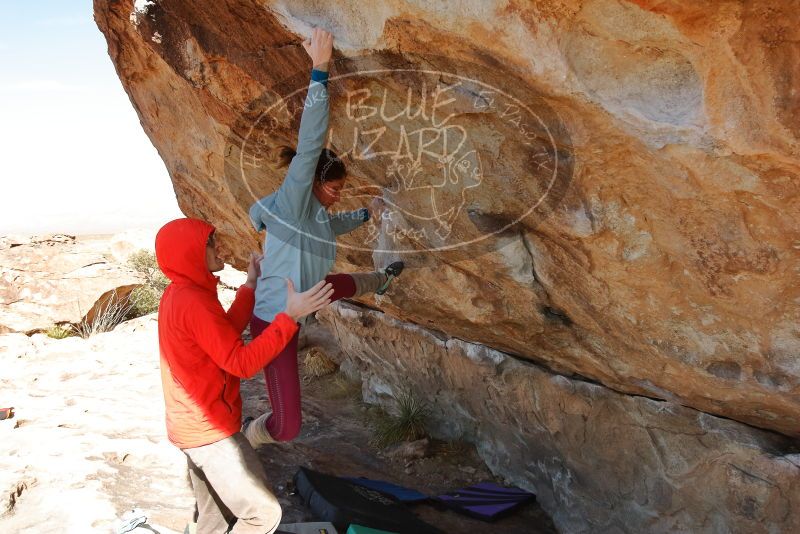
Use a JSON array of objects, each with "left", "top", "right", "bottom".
[
  {"left": 127, "top": 250, "right": 169, "bottom": 292},
  {"left": 127, "top": 284, "right": 161, "bottom": 318},
  {"left": 45, "top": 324, "right": 74, "bottom": 339},
  {"left": 125, "top": 250, "right": 168, "bottom": 318}
]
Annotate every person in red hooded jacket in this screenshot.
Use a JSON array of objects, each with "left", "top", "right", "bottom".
[{"left": 155, "top": 217, "right": 333, "bottom": 534}]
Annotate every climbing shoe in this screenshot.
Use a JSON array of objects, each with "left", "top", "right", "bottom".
[{"left": 376, "top": 261, "right": 404, "bottom": 295}]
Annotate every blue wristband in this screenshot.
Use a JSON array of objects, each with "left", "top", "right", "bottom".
[
  {"left": 311, "top": 68, "right": 329, "bottom": 87},
  {"left": 360, "top": 208, "right": 370, "bottom": 222}
]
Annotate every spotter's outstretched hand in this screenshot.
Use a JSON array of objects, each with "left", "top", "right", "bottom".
[{"left": 284, "top": 279, "right": 334, "bottom": 321}]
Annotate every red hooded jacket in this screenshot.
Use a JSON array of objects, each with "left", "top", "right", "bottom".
[{"left": 155, "top": 218, "right": 299, "bottom": 449}]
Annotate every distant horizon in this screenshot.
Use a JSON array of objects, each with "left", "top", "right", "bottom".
[
  {"left": 0, "top": 225, "right": 164, "bottom": 240},
  {"left": 0, "top": 1, "right": 183, "bottom": 235}
]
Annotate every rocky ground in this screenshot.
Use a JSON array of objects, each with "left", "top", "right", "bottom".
[
  {"left": 0, "top": 233, "right": 553, "bottom": 533},
  {"left": 246, "top": 320, "right": 555, "bottom": 533},
  {"left": 0, "top": 231, "right": 153, "bottom": 334}
]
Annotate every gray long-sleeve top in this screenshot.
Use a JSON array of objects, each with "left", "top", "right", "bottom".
[{"left": 249, "top": 69, "right": 368, "bottom": 322}]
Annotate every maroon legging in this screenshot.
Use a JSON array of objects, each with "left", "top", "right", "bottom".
[{"left": 248, "top": 273, "right": 356, "bottom": 441}]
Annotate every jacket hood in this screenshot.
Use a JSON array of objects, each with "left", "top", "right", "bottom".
[{"left": 155, "top": 218, "right": 219, "bottom": 290}]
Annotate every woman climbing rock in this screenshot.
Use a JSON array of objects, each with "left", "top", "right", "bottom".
[{"left": 245, "top": 27, "right": 403, "bottom": 447}]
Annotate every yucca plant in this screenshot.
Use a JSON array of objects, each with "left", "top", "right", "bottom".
[{"left": 370, "top": 389, "right": 430, "bottom": 447}]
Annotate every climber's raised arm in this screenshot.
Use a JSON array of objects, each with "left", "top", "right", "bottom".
[{"left": 274, "top": 27, "right": 334, "bottom": 221}]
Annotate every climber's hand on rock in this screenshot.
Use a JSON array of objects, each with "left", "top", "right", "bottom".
[
  {"left": 302, "top": 27, "right": 333, "bottom": 72},
  {"left": 368, "top": 197, "right": 386, "bottom": 221}
]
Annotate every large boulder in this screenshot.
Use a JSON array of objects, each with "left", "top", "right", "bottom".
[{"left": 94, "top": 0, "right": 800, "bottom": 466}]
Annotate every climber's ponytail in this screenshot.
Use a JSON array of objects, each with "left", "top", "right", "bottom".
[
  {"left": 269, "top": 145, "right": 297, "bottom": 169},
  {"left": 270, "top": 145, "right": 347, "bottom": 183}
]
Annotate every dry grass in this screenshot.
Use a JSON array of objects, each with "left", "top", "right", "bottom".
[
  {"left": 318, "top": 373, "right": 363, "bottom": 401},
  {"left": 302, "top": 348, "right": 338, "bottom": 378},
  {"left": 73, "top": 291, "right": 133, "bottom": 339},
  {"left": 432, "top": 439, "right": 473, "bottom": 464}
]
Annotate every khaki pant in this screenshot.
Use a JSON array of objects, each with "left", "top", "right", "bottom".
[{"left": 183, "top": 432, "right": 282, "bottom": 534}]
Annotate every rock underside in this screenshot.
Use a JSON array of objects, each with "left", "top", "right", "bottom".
[{"left": 321, "top": 302, "right": 800, "bottom": 534}]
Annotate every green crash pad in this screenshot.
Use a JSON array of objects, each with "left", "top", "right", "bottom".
[
  {"left": 276, "top": 522, "right": 338, "bottom": 534},
  {"left": 346, "top": 525, "right": 398, "bottom": 534}
]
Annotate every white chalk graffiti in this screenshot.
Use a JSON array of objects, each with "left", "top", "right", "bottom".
[
  {"left": 340, "top": 82, "right": 485, "bottom": 240},
  {"left": 236, "top": 63, "right": 569, "bottom": 254}
]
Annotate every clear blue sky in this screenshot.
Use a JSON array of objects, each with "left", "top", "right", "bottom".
[{"left": 0, "top": 0, "right": 182, "bottom": 235}]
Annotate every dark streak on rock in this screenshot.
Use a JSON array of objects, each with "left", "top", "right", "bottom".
[{"left": 541, "top": 305, "right": 573, "bottom": 326}]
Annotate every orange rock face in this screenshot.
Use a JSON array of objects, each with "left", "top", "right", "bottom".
[{"left": 95, "top": 0, "right": 800, "bottom": 438}]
